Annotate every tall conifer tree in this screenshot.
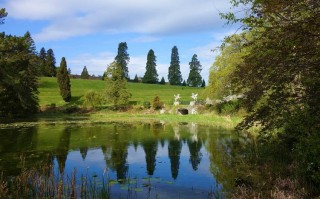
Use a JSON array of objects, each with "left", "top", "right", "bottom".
[
  {"left": 38, "top": 47, "right": 46, "bottom": 76},
  {"left": 143, "top": 49, "right": 158, "bottom": 84},
  {"left": 81, "top": 66, "right": 90, "bottom": 79},
  {"left": 187, "top": 54, "right": 202, "bottom": 87},
  {"left": 57, "top": 57, "right": 71, "bottom": 102},
  {"left": 115, "top": 42, "right": 130, "bottom": 79},
  {"left": 168, "top": 46, "right": 182, "bottom": 85},
  {"left": 46, "top": 49, "right": 56, "bottom": 77},
  {"left": 0, "top": 31, "right": 39, "bottom": 117}
]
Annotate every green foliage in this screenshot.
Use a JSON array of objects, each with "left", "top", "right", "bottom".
[
  {"left": 143, "top": 101, "right": 151, "bottom": 109},
  {"left": 45, "top": 49, "right": 56, "bottom": 77},
  {"left": 152, "top": 96, "right": 163, "bottom": 110},
  {"left": 133, "top": 74, "right": 139, "bottom": 82},
  {"left": 187, "top": 54, "right": 202, "bottom": 87},
  {"left": 105, "top": 62, "right": 132, "bottom": 107},
  {"left": 142, "top": 49, "right": 158, "bottom": 84},
  {"left": 0, "top": 32, "right": 39, "bottom": 117},
  {"left": 83, "top": 90, "right": 103, "bottom": 108},
  {"left": 80, "top": 66, "right": 90, "bottom": 79},
  {"left": 206, "top": 32, "right": 251, "bottom": 99},
  {"left": 181, "top": 80, "right": 186, "bottom": 86},
  {"left": 0, "top": 8, "right": 7, "bottom": 24},
  {"left": 201, "top": 79, "right": 206, "bottom": 88},
  {"left": 168, "top": 46, "right": 182, "bottom": 85},
  {"left": 38, "top": 47, "right": 46, "bottom": 76},
  {"left": 225, "top": 0, "right": 320, "bottom": 190},
  {"left": 159, "top": 77, "right": 166, "bottom": 85},
  {"left": 57, "top": 57, "right": 71, "bottom": 102},
  {"left": 115, "top": 42, "right": 130, "bottom": 79}
]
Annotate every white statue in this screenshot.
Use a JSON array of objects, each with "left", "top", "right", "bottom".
[
  {"left": 191, "top": 93, "right": 198, "bottom": 102},
  {"left": 174, "top": 94, "right": 181, "bottom": 106},
  {"left": 160, "top": 108, "right": 166, "bottom": 114},
  {"left": 191, "top": 108, "right": 197, "bottom": 114}
]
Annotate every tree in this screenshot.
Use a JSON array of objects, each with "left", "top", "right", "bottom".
[
  {"left": 133, "top": 74, "right": 139, "bottom": 83},
  {"left": 115, "top": 42, "right": 130, "bottom": 79},
  {"left": 159, "top": 77, "right": 166, "bottom": 85},
  {"left": 0, "top": 32, "right": 39, "bottom": 117},
  {"left": 182, "top": 80, "right": 187, "bottom": 86},
  {"left": 38, "top": 47, "right": 46, "bottom": 76},
  {"left": 143, "top": 49, "right": 158, "bottom": 84},
  {"left": 105, "top": 62, "right": 131, "bottom": 107},
  {"left": 152, "top": 96, "right": 163, "bottom": 110},
  {"left": 0, "top": 8, "right": 7, "bottom": 24},
  {"left": 201, "top": 79, "right": 206, "bottom": 88},
  {"left": 57, "top": 57, "right": 71, "bottom": 102},
  {"left": 168, "top": 46, "right": 182, "bottom": 85},
  {"left": 187, "top": 54, "right": 202, "bottom": 87},
  {"left": 206, "top": 32, "right": 252, "bottom": 99},
  {"left": 224, "top": 0, "right": 320, "bottom": 187},
  {"left": 45, "top": 49, "right": 56, "bottom": 77},
  {"left": 80, "top": 66, "right": 90, "bottom": 79}
]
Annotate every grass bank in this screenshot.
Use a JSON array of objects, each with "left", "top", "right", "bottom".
[{"left": 39, "top": 77, "right": 203, "bottom": 107}]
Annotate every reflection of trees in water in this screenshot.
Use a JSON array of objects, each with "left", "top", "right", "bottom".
[
  {"left": 187, "top": 140, "right": 203, "bottom": 171},
  {"left": 187, "top": 123, "right": 203, "bottom": 170},
  {"left": 142, "top": 139, "right": 158, "bottom": 175},
  {"left": 207, "top": 132, "right": 254, "bottom": 191},
  {"left": 79, "top": 147, "right": 88, "bottom": 160},
  {"left": 108, "top": 125, "right": 129, "bottom": 181},
  {"left": 55, "top": 127, "right": 72, "bottom": 174},
  {"left": 0, "top": 126, "right": 45, "bottom": 176},
  {"left": 168, "top": 139, "right": 182, "bottom": 179}
]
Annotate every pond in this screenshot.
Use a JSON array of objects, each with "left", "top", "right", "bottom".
[{"left": 0, "top": 121, "right": 248, "bottom": 198}]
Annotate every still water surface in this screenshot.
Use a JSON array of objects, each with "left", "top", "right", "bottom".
[{"left": 0, "top": 121, "right": 243, "bottom": 198}]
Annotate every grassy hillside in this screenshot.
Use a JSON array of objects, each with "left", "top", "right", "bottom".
[{"left": 38, "top": 77, "right": 204, "bottom": 107}]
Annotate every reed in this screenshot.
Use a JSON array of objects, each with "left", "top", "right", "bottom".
[{"left": 0, "top": 163, "right": 110, "bottom": 199}]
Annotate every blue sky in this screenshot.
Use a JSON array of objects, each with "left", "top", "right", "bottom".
[{"left": 0, "top": 0, "right": 237, "bottom": 82}]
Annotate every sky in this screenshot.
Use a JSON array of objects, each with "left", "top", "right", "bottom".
[{"left": 0, "top": 0, "right": 237, "bottom": 82}]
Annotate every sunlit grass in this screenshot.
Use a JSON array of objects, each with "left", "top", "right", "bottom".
[{"left": 38, "top": 77, "right": 203, "bottom": 107}]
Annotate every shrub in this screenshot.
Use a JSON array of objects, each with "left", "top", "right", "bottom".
[
  {"left": 152, "top": 96, "right": 163, "bottom": 110},
  {"left": 143, "top": 101, "right": 151, "bottom": 109},
  {"left": 83, "top": 90, "right": 104, "bottom": 108}
]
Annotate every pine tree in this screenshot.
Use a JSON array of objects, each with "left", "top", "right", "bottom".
[
  {"left": 182, "top": 80, "right": 187, "bottom": 86},
  {"left": 142, "top": 49, "right": 158, "bottom": 84},
  {"left": 57, "top": 57, "right": 71, "bottom": 102},
  {"left": 38, "top": 47, "right": 46, "bottom": 76},
  {"left": 168, "top": 46, "right": 182, "bottom": 85},
  {"left": 105, "top": 62, "right": 131, "bottom": 107},
  {"left": 187, "top": 54, "right": 202, "bottom": 87},
  {"left": 46, "top": 49, "right": 56, "bottom": 77},
  {"left": 133, "top": 74, "right": 139, "bottom": 82},
  {"left": 0, "top": 32, "right": 39, "bottom": 117},
  {"left": 159, "top": 77, "right": 166, "bottom": 85},
  {"left": 115, "top": 42, "right": 130, "bottom": 79},
  {"left": 81, "top": 66, "right": 90, "bottom": 79},
  {"left": 201, "top": 79, "right": 206, "bottom": 88}
]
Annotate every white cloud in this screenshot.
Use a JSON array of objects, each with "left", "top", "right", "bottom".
[
  {"left": 68, "top": 52, "right": 115, "bottom": 75},
  {"left": 3, "top": 0, "right": 232, "bottom": 41}
]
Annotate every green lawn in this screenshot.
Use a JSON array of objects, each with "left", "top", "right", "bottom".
[{"left": 38, "top": 77, "right": 204, "bottom": 107}]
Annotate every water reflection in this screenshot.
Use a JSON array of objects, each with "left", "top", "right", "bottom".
[{"left": 0, "top": 121, "right": 242, "bottom": 198}]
